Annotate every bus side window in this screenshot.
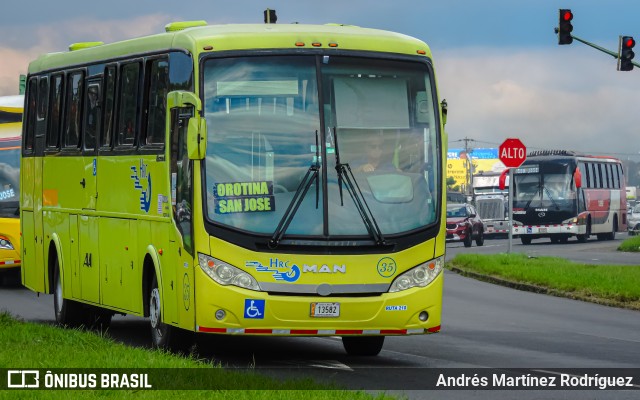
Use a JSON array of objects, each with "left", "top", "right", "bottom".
[
  {"left": 83, "top": 82, "right": 101, "bottom": 151},
  {"left": 63, "top": 71, "right": 84, "bottom": 149},
  {"left": 47, "top": 74, "right": 64, "bottom": 149},
  {"left": 101, "top": 66, "right": 117, "bottom": 149},
  {"left": 143, "top": 57, "right": 169, "bottom": 146},
  {"left": 117, "top": 62, "right": 141, "bottom": 147},
  {"left": 37, "top": 76, "right": 49, "bottom": 126},
  {"left": 24, "top": 77, "right": 37, "bottom": 153}
]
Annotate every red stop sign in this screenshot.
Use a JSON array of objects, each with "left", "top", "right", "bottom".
[{"left": 499, "top": 138, "right": 527, "bottom": 168}]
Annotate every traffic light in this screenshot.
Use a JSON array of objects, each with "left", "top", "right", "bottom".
[
  {"left": 558, "top": 9, "right": 573, "bottom": 45},
  {"left": 617, "top": 35, "right": 635, "bottom": 71}
]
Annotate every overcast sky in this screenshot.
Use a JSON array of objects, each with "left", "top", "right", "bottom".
[{"left": 1, "top": 0, "right": 639, "bottom": 158}]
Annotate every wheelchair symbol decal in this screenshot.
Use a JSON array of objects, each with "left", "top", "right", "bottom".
[{"left": 244, "top": 299, "right": 265, "bottom": 319}]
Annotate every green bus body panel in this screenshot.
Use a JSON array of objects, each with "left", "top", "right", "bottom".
[{"left": 27, "top": 24, "right": 431, "bottom": 75}]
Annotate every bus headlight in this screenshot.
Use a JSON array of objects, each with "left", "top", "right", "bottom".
[
  {"left": 388, "top": 256, "right": 443, "bottom": 293},
  {"left": 0, "top": 236, "right": 14, "bottom": 250},
  {"left": 198, "top": 253, "right": 260, "bottom": 291}
]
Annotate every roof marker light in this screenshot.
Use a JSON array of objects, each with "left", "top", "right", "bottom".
[
  {"left": 295, "top": 42, "right": 305, "bottom": 47},
  {"left": 328, "top": 42, "right": 338, "bottom": 47},
  {"left": 203, "top": 45, "right": 214, "bottom": 51},
  {"left": 312, "top": 42, "right": 322, "bottom": 47},
  {"left": 417, "top": 49, "right": 426, "bottom": 55}
]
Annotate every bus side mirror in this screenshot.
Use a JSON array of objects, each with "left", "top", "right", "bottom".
[
  {"left": 499, "top": 168, "right": 509, "bottom": 191},
  {"left": 167, "top": 90, "right": 207, "bottom": 160},
  {"left": 440, "top": 99, "right": 448, "bottom": 125},
  {"left": 574, "top": 168, "right": 582, "bottom": 189},
  {"left": 187, "top": 117, "right": 207, "bottom": 160}
]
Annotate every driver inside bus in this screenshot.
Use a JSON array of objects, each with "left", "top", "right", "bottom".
[{"left": 352, "top": 132, "right": 398, "bottom": 173}]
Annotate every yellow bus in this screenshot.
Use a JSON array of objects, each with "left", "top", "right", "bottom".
[
  {"left": 0, "top": 95, "right": 23, "bottom": 282},
  {"left": 21, "top": 17, "right": 446, "bottom": 355}
]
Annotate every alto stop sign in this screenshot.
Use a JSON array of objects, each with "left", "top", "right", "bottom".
[{"left": 499, "top": 138, "right": 527, "bottom": 168}]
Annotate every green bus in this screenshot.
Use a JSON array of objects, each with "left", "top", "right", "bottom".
[{"left": 21, "top": 17, "right": 447, "bottom": 356}]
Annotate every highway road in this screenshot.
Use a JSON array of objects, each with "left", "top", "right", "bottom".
[{"left": 1, "top": 236, "right": 638, "bottom": 399}]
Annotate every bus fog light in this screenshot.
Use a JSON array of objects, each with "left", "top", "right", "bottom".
[
  {"left": 419, "top": 311, "right": 429, "bottom": 322},
  {"left": 198, "top": 253, "right": 261, "bottom": 291},
  {"left": 215, "top": 309, "right": 226, "bottom": 320},
  {"left": 388, "top": 256, "right": 443, "bottom": 293}
]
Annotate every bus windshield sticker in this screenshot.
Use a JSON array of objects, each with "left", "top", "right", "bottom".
[
  {"left": 515, "top": 165, "right": 539, "bottom": 174},
  {"left": 0, "top": 188, "right": 16, "bottom": 201},
  {"left": 213, "top": 181, "right": 275, "bottom": 214},
  {"left": 130, "top": 159, "right": 152, "bottom": 213}
]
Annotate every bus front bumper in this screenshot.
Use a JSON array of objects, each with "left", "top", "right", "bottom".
[
  {"left": 194, "top": 268, "right": 443, "bottom": 336},
  {"left": 513, "top": 223, "right": 583, "bottom": 236}
]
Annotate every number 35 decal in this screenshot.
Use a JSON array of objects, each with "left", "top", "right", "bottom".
[{"left": 377, "top": 257, "right": 397, "bottom": 278}]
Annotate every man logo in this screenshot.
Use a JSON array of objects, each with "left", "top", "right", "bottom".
[{"left": 303, "top": 264, "right": 346, "bottom": 274}]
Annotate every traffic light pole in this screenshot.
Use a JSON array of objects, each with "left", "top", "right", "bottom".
[{"left": 570, "top": 33, "right": 640, "bottom": 69}]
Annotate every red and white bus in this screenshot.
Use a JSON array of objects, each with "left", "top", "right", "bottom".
[{"left": 511, "top": 150, "right": 626, "bottom": 244}]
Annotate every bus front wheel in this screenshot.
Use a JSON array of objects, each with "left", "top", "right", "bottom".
[
  {"left": 53, "top": 259, "right": 83, "bottom": 327},
  {"left": 342, "top": 336, "right": 384, "bottom": 356},
  {"left": 577, "top": 220, "right": 591, "bottom": 243},
  {"left": 520, "top": 236, "right": 532, "bottom": 245},
  {"left": 149, "top": 275, "right": 192, "bottom": 351}
]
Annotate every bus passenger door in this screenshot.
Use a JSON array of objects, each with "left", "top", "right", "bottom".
[{"left": 169, "top": 107, "right": 195, "bottom": 329}]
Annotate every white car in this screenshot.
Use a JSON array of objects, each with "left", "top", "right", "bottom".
[{"left": 628, "top": 204, "right": 640, "bottom": 235}]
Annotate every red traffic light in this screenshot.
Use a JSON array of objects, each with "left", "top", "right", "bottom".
[
  {"left": 562, "top": 10, "right": 573, "bottom": 21},
  {"left": 624, "top": 37, "right": 635, "bottom": 49}
]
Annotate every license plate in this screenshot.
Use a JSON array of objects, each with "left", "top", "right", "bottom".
[
  {"left": 310, "top": 302, "right": 340, "bottom": 318},
  {"left": 539, "top": 228, "right": 547, "bottom": 233}
]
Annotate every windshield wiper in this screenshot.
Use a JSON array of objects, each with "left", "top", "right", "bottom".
[
  {"left": 333, "top": 127, "right": 386, "bottom": 246},
  {"left": 269, "top": 131, "right": 320, "bottom": 248},
  {"left": 542, "top": 185, "right": 561, "bottom": 210}
]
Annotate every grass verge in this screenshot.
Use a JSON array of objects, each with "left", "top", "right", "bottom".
[
  {"left": 618, "top": 234, "right": 640, "bottom": 252},
  {"left": 0, "top": 312, "right": 396, "bottom": 399},
  {"left": 447, "top": 253, "right": 640, "bottom": 310}
]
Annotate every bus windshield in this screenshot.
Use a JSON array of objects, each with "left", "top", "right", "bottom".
[
  {"left": 202, "top": 55, "right": 439, "bottom": 238},
  {"left": 0, "top": 141, "right": 20, "bottom": 218},
  {"left": 513, "top": 162, "right": 575, "bottom": 210}
]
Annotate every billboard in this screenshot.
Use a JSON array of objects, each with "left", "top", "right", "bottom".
[{"left": 447, "top": 148, "right": 505, "bottom": 189}]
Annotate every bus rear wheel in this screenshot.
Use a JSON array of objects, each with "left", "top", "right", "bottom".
[{"left": 342, "top": 336, "right": 385, "bottom": 356}]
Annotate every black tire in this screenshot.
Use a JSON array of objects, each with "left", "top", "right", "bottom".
[
  {"left": 53, "top": 259, "right": 84, "bottom": 327},
  {"left": 342, "top": 336, "right": 385, "bottom": 356},
  {"left": 463, "top": 230, "right": 472, "bottom": 247},
  {"left": 149, "top": 275, "right": 193, "bottom": 352},
  {"left": 475, "top": 229, "right": 484, "bottom": 246},
  {"left": 607, "top": 219, "right": 617, "bottom": 240},
  {"left": 577, "top": 220, "right": 591, "bottom": 243},
  {"left": 550, "top": 236, "right": 560, "bottom": 244},
  {"left": 520, "top": 236, "right": 532, "bottom": 245}
]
